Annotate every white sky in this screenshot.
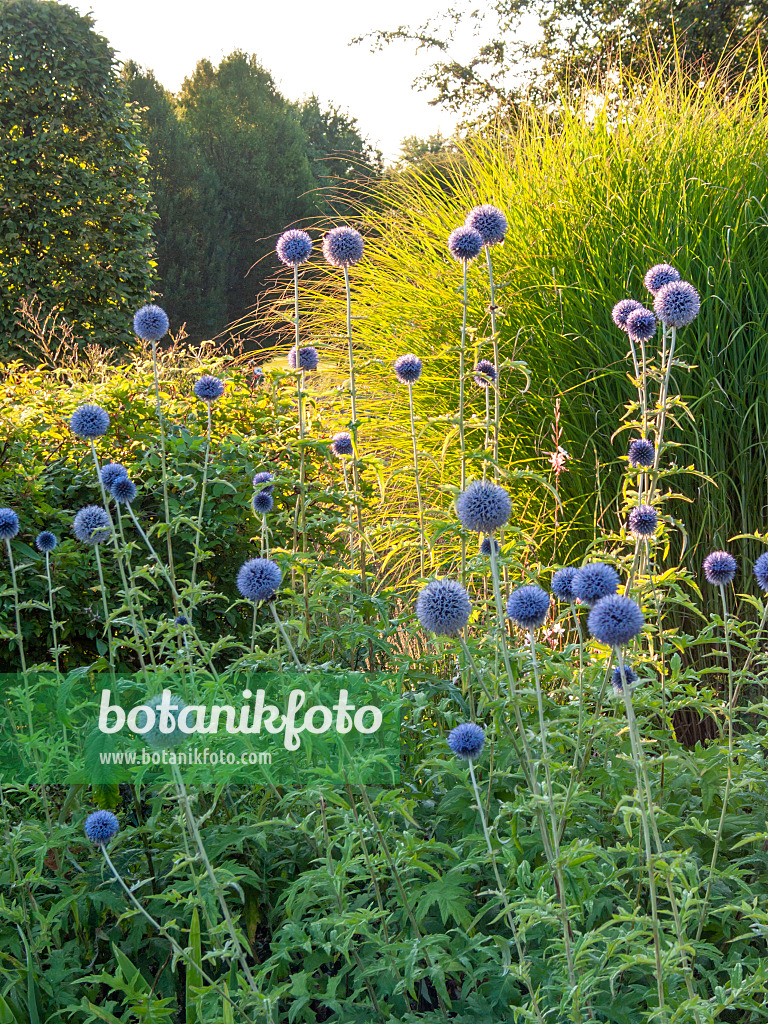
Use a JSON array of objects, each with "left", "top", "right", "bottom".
[{"left": 68, "top": 0, "right": 479, "bottom": 163}]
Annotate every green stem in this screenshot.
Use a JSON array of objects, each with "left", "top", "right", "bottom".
[
  {"left": 93, "top": 544, "right": 118, "bottom": 697},
  {"left": 151, "top": 341, "right": 177, "bottom": 608},
  {"left": 647, "top": 324, "right": 677, "bottom": 506},
  {"left": 44, "top": 551, "right": 60, "bottom": 675},
  {"left": 270, "top": 602, "right": 302, "bottom": 670},
  {"left": 485, "top": 246, "right": 500, "bottom": 482},
  {"left": 343, "top": 265, "right": 367, "bottom": 595},
  {"left": 190, "top": 401, "right": 212, "bottom": 595},
  {"left": 407, "top": 382, "right": 425, "bottom": 577},
  {"left": 459, "top": 259, "right": 468, "bottom": 582}
]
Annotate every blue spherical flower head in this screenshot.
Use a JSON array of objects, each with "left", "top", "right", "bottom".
[
  {"left": 252, "top": 471, "right": 275, "bottom": 494},
  {"left": 416, "top": 578, "right": 471, "bottom": 637},
  {"left": 193, "top": 375, "right": 225, "bottom": 402},
  {"left": 455, "top": 480, "right": 511, "bottom": 534},
  {"left": 252, "top": 490, "right": 274, "bottom": 515},
  {"left": 394, "top": 353, "right": 422, "bottom": 385},
  {"left": 653, "top": 281, "right": 701, "bottom": 328},
  {"left": 84, "top": 809, "right": 119, "bottom": 846},
  {"left": 754, "top": 552, "right": 768, "bottom": 592},
  {"left": 644, "top": 263, "right": 680, "bottom": 295},
  {"left": 100, "top": 462, "right": 128, "bottom": 488},
  {"left": 628, "top": 438, "right": 655, "bottom": 468},
  {"left": 448, "top": 722, "right": 485, "bottom": 760},
  {"left": 287, "top": 345, "right": 319, "bottom": 371},
  {"left": 236, "top": 558, "right": 282, "bottom": 602},
  {"left": 110, "top": 476, "right": 137, "bottom": 505},
  {"left": 0, "top": 508, "right": 19, "bottom": 540},
  {"left": 330, "top": 432, "right": 354, "bottom": 457},
  {"left": 612, "top": 299, "right": 642, "bottom": 332},
  {"left": 447, "top": 225, "right": 483, "bottom": 263},
  {"left": 175, "top": 614, "right": 189, "bottom": 626},
  {"left": 588, "top": 595, "right": 645, "bottom": 647},
  {"left": 628, "top": 504, "right": 659, "bottom": 538},
  {"left": 473, "top": 359, "right": 497, "bottom": 386},
  {"left": 142, "top": 693, "right": 189, "bottom": 750},
  {"left": 506, "top": 585, "right": 549, "bottom": 630},
  {"left": 703, "top": 550, "right": 737, "bottom": 586},
  {"left": 572, "top": 562, "right": 619, "bottom": 607},
  {"left": 626, "top": 307, "right": 657, "bottom": 342},
  {"left": 35, "top": 530, "right": 57, "bottom": 553},
  {"left": 322, "top": 226, "right": 364, "bottom": 268},
  {"left": 133, "top": 304, "right": 169, "bottom": 342},
  {"left": 480, "top": 536, "right": 499, "bottom": 556},
  {"left": 72, "top": 505, "right": 111, "bottom": 546},
  {"left": 551, "top": 566, "right": 578, "bottom": 601},
  {"left": 276, "top": 229, "right": 312, "bottom": 267},
  {"left": 611, "top": 663, "right": 638, "bottom": 694},
  {"left": 70, "top": 404, "right": 109, "bottom": 440},
  {"left": 465, "top": 204, "right": 507, "bottom": 246}
]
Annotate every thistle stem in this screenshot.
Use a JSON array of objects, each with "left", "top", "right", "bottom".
[
  {"left": 485, "top": 246, "right": 500, "bottom": 481},
  {"left": 190, "top": 401, "right": 212, "bottom": 596},
  {"left": 270, "top": 602, "right": 302, "bottom": 670},
  {"left": 93, "top": 544, "right": 118, "bottom": 696},
  {"left": 459, "top": 259, "right": 468, "bottom": 582},
  {"left": 150, "top": 341, "right": 177, "bottom": 607},
  {"left": 407, "top": 381, "right": 426, "bottom": 577},
  {"left": 44, "top": 551, "right": 60, "bottom": 675},
  {"left": 343, "top": 265, "right": 367, "bottom": 594}
]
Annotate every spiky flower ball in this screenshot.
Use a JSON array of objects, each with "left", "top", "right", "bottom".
[
  {"left": 142, "top": 693, "right": 189, "bottom": 750},
  {"left": 628, "top": 504, "right": 659, "bottom": 537},
  {"left": 276, "top": 229, "right": 312, "bottom": 267},
  {"left": 628, "top": 438, "right": 655, "bottom": 468},
  {"left": 480, "top": 537, "right": 499, "bottom": 556},
  {"left": 465, "top": 205, "right": 507, "bottom": 246},
  {"left": 109, "top": 476, "right": 137, "bottom": 505},
  {"left": 35, "top": 530, "right": 57, "bottom": 553},
  {"left": 322, "top": 226, "right": 364, "bottom": 267},
  {"left": 473, "top": 359, "right": 497, "bottom": 386},
  {"left": 133, "top": 304, "right": 169, "bottom": 342},
  {"left": 416, "top": 578, "right": 471, "bottom": 637},
  {"left": 626, "top": 307, "right": 657, "bottom": 342},
  {"left": 506, "top": 585, "right": 549, "bottom": 629},
  {"left": 84, "top": 809, "right": 119, "bottom": 846},
  {"left": 703, "top": 550, "right": 737, "bottom": 586},
  {"left": 175, "top": 615, "right": 189, "bottom": 626},
  {"left": 330, "top": 432, "right": 354, "bottom": 457},
  {"left": 394, "top": 353, "right": 422, "bottom": 385},
  {"left": 252, "top": 490, "right": 274, "bottom": 515},
  {"left": 70, "top": 404, "right": 109, "bottom": 439},
  {"left": 551, "top": 566, "right": 578, "bottom": 601},
  {"left": 0, "top": 508, "right": 19, "bottom": 540},
  {"left": 100, "top": 462, "right": 128, "bottom": 488},
  {"left": 653, "top": 281, "right": 701, "bottom": 328},
  {"left": 252, "top": 471, "right": 274, "bottom": 494},
  {"left": 455, "top": 481, "right": 511, "bottom": 534},
  {"left": 193, "top": 375, "right": 225, "bottom": 402},
  {"left": 644, "top": 264, "right": 680, "bottom": 295},
  {"left": 611, "top": 663, "right": 638, "bottom": 694},
  {"left": 588, "top": 595, "right": 645, "bottom": 646},
  {"left": 447, "top": 226, "right": 483, "bottom": 262},
  {"left": 447, "top": 722, "right": 486, "bottom": 760},
  {"left": 236, "top": 558, "right": 282, "bottom": 602},
  {"left": 72, "top": 506, "right": 111, "bottom": 546},
  {"left": 572, "top": 562, "right": 619, "bottom": 607},
  {"left": 288, "top": 345, "right": 319, "bottom": 371},
  {"left": 612, "top": 299, "right": 643, "bottom": 332},
  {"left": 754, "top": 552, "right": 768, "bottom": 592}
]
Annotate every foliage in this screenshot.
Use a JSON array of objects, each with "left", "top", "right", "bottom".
[{"left": 0, "top": 0, "right": 156, "bottom": 360}]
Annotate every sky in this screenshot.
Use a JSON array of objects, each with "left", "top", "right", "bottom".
[{"left": 68, "top": 0, "right": 480, "bottom": 163}]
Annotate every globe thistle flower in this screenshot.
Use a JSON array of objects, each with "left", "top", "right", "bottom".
[
  {"left": 473, "top": 359, "right": 497, "bottom": 387},
  {"left": 133, "top": 304, "right": 169, "bottom": 342},
  {"left": 653, "top": 281, "right": 701, "bottom": 328},
  {"left": 330, "top": 432, "right": 354, "bottom": 457},
  {"left": 588, "top": 595, "right": 645, "bottom": 646},
  {"left": 0, "top": 508, "right": 19, "bottom": 540},
  {"left": 287, "top": 345, "right": 319, "bottom": 371},
  {"left": 703, "top": 550, "right": 737, "bottom": 586},
  {"left": 628, "top": 438, "right": 655, "bottom": 469},
  {"left": 628, "top": 504, "right": 659, "bottom": 538},
  {"left": 252, "top": 490, "right": 274, "bottom": 515},
  {"left": 276, "top": 229, "right": 312, "bottom": 267},
  {"left": 236, "top": 558, "right": 282, "bottom": 602},
  {"left": 72, "top": 505, "right": 111, "bottom": 546},
  {"left": 611, "top": 663, "right": 638, "bottom": 694},
  {"left": 753, "top": 552, "right": 768, "bottom": 592},
  {"left": 100, "top": 462, "right": 128, "bottom": 488},
  {"left": 142, "top": 693, "right": 189, "bottom": 750},
  {"left": 644, "top": 263, "right": 680, "bottom": 295},
  {"left": 551, "top": 566, "right": 578, "bottom": 601},
  {"left": 393, "top": 353, "right": 422, "bottom": 385},
  {"left": 193, "top": 375, "right": 225, "bottom": 402},
  {"left": 416, "top": 578, "right": 471, "bottom": 636},
  {"left": 84, "top": 809, "right": 120, "bottom": 846},
  {"left": 572, "top": 562, "right": 619, "bottom": 607},
  {"left": 322, "top": 226, "right": 364, "bottom": 268},
  {"left": 465, "top": 204, "right": 507, "bottom": 246},
  {"left": 506, "top": 585, "right": 550, "bottom": 629},
  {"left": 447, "top": 226, "right": 483, "bottom": 263},
  {"left": 455, "top": 481, "right": 511, "bottom": 534},
  {"left": 447, "top": 722, "right": 485, "bottom": 760},
  {"left": 110, "top": 476, "right": 137, "bottom": 505},
  {"left": 480, "top": 537, "right": 499, "bottom": 556},
  {"left": 252, "top": 471, "right": 275, "bottom": 494},
  {"left": 626, "top": 307, "right": 657, "bottom": 342},
  {"left": 175, "top": 614, "right": 189, "bottom": 626},
  {"left": 35, "top": 530, "right": 57, "bottom": 553},
  {"left": 70, "top": 404, "right": 109, "bottom": 439},
  {"left": 612, "top": 299, "right": 643, "bottom": 332}
]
